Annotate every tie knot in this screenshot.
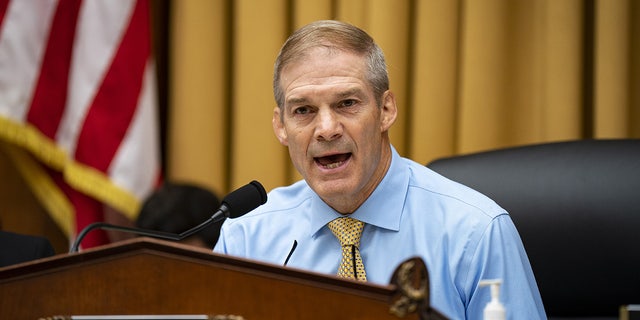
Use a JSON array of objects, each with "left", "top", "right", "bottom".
[{"left": 328, "top": 217, "right": 364, "bottom": 247}]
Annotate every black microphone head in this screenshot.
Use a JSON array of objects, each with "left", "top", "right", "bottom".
[{"left": 221, "top": 180, "right": 267, "bottom": 218}]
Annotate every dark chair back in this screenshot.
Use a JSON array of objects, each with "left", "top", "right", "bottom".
[{"left": 427, "top": 139, "right": 640, "bottom": 320}]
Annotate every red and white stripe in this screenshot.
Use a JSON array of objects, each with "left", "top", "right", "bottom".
[{"left": 0, "top": 0, "right": 160, "bottom": 248}]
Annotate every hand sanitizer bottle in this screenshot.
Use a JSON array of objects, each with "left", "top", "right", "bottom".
[{"left": 479, "top": 279, "right": 506, "bottom": 320}]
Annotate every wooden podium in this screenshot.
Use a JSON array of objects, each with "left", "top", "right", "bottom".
[{"left": 0, "top": 237, "right": 447, "bottom": 320}]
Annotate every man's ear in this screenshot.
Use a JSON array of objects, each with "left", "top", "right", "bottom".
[
  {"left": 272, "top": 107, "right": 289, "bottom": 146},
  {"left": 380, "top": 90, "right": 398, "bottom": 132}
]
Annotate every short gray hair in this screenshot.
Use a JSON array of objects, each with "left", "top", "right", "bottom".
[{"left": 273, "top": 20, "right": 389, "bottom": 109}]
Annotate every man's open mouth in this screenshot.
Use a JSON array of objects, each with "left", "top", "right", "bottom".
[{"left": 314, "top": 153, "right": 352, "bottom": 169}]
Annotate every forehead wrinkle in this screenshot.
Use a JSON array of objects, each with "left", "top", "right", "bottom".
[{"left": 287, "top": 85, "right": 364, "bottom": 104}]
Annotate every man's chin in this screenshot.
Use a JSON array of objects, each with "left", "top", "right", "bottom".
[
  {"left": 310, "top": 181, "right": 355, "bottom": 206},
  {"left": 311, "top": 178, "right": 348, "bottom": 193}
]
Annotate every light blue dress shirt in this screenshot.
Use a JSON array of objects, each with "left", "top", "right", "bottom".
[{"left": 214, "top": 146, "right": 546, "bottom": 319}]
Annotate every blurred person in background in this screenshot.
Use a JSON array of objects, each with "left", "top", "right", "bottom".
[{"left": 136, "top": 182, "right": 222, "bottom": 249}]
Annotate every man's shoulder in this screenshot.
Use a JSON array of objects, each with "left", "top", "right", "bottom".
[
  {"left": 404, "top": 157, "right": 506, "bottom": 219},
  {"left": 227, "top": 180, "right": 313, "bottom": 223},
  {"left": 217, "top": 181, "right": 313, "bottom": 254},
  {"left": 265, "top": 180, "right": 312, "bottom": 204}
]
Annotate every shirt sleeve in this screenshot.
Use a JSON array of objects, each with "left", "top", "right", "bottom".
[
  {"left": 463, "top": 214, "right": 546, "bottom": 320},
  {"left": 212, "top": 226, "right": 227, "bottom": 254}
]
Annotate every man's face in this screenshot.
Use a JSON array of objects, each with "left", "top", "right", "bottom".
[{"left": 272, "top": 47, "right": 397, "bottom": 213}]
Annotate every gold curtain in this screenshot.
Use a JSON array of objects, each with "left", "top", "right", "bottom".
[{"left": 167, "top": 0, "right": 640, "bottom": 195}]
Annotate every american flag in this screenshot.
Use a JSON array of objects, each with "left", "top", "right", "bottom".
[{"left": 0, "top": 0, "right": 161, "bottom": 249}]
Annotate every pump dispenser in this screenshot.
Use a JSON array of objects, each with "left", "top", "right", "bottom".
[{"left": 479, "top": 279, "right": 506, "bottom": 320}]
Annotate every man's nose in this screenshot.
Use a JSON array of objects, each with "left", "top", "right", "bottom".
[{"left": 315, "top": 109, "right": 342, "bottom": 141}]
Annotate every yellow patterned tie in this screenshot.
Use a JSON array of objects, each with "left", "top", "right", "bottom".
[{"left": 328, "top": 217, "right": 367, "bottom": 281}]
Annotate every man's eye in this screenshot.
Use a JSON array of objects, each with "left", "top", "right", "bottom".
[
  {"left": 294, "top": 106, "right": 310, "bottom": 115},
  {"left": 341, "top": 99, "right": 357, "bottom": 107}
]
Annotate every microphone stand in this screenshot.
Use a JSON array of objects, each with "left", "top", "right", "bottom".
[
  {"left": 69, "top": 209, "right": 227, "bottom": 253},
  {"left": 69, "top": 180, "right": 267, "bottom": 253}
]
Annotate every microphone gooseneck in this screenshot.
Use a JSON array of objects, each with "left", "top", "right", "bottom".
[{"left": 69, "top": 180, "right": 267, "bottom": 253}]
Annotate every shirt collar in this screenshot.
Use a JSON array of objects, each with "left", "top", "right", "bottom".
[{"left": 309, "top": 145, "right": 409, "bottom": 235}]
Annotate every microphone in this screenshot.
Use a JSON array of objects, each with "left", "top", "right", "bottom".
[{"left": 69, "top": 180, "right": 267, "bottom": 253}]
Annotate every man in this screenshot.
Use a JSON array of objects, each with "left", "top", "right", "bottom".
[
  {"left": 136, "top": 182, "right": 222, "bottom": 248},
  {"left": 214, "top": 20, "right": 545, "bottom": 319}
]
